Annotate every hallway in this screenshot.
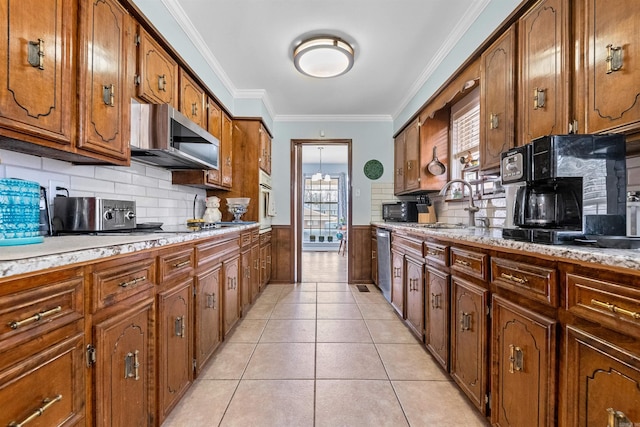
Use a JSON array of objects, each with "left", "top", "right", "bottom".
[{"left": 163, "top": 270, "right": 487, "bottom": 426}]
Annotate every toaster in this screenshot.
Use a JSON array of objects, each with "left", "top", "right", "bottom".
[{"left": 52, "top": 197, "right": 136, "bottom": 233}]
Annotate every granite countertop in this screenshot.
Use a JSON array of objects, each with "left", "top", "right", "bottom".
[
  {"left": 372, "top": 222, "right": 640, "bottom": 272},
  {"left": 0, "top": 223, "right": 259, "bottom": 279}
]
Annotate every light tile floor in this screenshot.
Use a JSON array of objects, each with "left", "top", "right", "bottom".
[{"left": 163, "top": 281, "right": 489, "bottom": 426}]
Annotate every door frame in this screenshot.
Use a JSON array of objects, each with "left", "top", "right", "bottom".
[{"left": 291, "top": 139, "right": 352, "bottom": 283}]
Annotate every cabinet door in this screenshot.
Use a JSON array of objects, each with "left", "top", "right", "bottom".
[
  {"left": 94, "top": 298, "right": 154, "bottom": 427},
  {"left": 265, "top": 242, "right": 272, "bottom": 285},
  {"left": 179, "top": 69, "right": 206, "bottom": 128},
  {"left": 580, "top": 0, "right": 640, "bottom": 133},
  {"left": 481, "top": 24, "right": 516, "bottom": 169},
  {"left": 426, "top": 266, "right": 450, "bottom": 370},
  {"left": 491, "top": 295, "right": 557, "bottom": 427},
  {"left": 405, "top": 256, "right": 424, "bottom": 340},
  {"left": 77, "top": 0, "right": 130, "bottom": 163},
  {"left": 403, "top": 119, "right": 421, "bottom": 192},
  {"left": 220, "top": 111, "right": 233, "bottom": 188},
  {"left": 419, "top": 109, "right": 450, "bottom": 191},
  {"left": 394, "top": 134, "right": 405, "bottom": 194},
  {"left": 251, "top": 243, "right": 260, "bottom": 301},
  {"left": 565, "top": 325, "right": 640, "bottom": 427},
  {"left": 194, "top": 265, "right": 221, "bottom": 374},
  {"left": 450, "top": 276, "right": 488, "bottom": 414},
  {"left": 223, "top": 256, "right": 240, "bottom": 335},
  {"left": 259, "top": 125, "right": 271, "bottom": 174},
  {"left": 0, "top": 0, "right": 74, "bottom": 147},
  {"left": 0, "top": 333, "right": 85, "bottom": 427},
  {"left": 136, "top": 26, "right": 178, "bottom": 107},
  {"left": 158, "top": 280, "right": 193, "bottom": 422},
  {"left": 241, "top": 248, "right": 251, "bottom": 310},
  {"left": 518, "top": 0, "right": 570, "bottom": 144},
  {"left": 391, "top": 250, "right": 405, "bottom": 317}
]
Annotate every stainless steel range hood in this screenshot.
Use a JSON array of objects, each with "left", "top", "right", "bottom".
[{"left": 130, "top": 103, "right": 219, "bottom": 170}]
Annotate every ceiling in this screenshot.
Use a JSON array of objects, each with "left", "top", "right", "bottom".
[{"left": 171, "top": 0, "right": 493, "bottom": 120}]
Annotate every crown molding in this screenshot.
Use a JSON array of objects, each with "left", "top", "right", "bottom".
[{"left": 274, "top": 115, "right": 392, "bottom": 123}]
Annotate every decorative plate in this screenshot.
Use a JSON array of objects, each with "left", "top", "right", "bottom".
[{"left": 363, "top": 159, "right": 383, "bottom": 180}]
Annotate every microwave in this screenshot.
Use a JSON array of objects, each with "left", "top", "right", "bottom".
[{"left": 382, "top": 202, "right": 418, "bottom": 222}]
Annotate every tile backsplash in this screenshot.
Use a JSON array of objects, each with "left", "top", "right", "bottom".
[{"left": 0, "top": 149, "right": 207, "bottom": 226}]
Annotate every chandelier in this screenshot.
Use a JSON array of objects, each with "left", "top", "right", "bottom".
[{"left": 312, "top": 147, "right": 331, "bottom": 182}]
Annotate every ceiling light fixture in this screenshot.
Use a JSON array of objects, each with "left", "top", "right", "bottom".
[
  {"left": 293, "top": 36, "right": 354, "bottom": 78},
  {"left": 312, "top": 147, "right": 331, "bottom": 182}
]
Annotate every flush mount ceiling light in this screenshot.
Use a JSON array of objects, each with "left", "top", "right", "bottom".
[{"left": 293, "top": 36, "right": 354, "bottom": 78}]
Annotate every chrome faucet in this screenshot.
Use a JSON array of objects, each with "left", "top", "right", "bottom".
[{"left": 439, "top": 179, "right": 480, "bottom": 227}]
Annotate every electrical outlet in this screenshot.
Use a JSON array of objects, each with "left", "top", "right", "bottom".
[{"left": 48, "top": 180, "right": 66, "bottom": 205}]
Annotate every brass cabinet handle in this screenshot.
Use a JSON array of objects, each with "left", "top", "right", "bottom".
[
  {"left": 119, "top": 276, "right": 146, "bottom": 288},
  {"left": 489, "top": 113, "right": 499, "bottom": 129},
  {"left": 27, "top": 38, "right": 45, "bottom": 70},
  {"left": 158, "top": 74, "right": 167, "bottom": 91},
  {"left": 406, "top": 160, "right": 413, "bottom": 171},
  {"left": 175, "top": 316, "right": 185, "bottom": 338},
  {"left": 173, "top": 260, "right": 190, "bottom": 268},
  {"left": 606, "top": 408, "right": 633, "bottom": 427},
  {"left": 460, "top": 312, "right": 472, "bottom": 331},
  {"left": 591, "top": 299, "right": 640, "bottom": 320},
  {"left": 103, "top": 83, "right": 115, "bottom": 106},
  {"left": 500, "top": 272, "right": 528, "bottom": 285},
  {"left": 205, "top": 293, "right": 216, "bottom": 309},
  {"left": 397, "top": 167, "right": 403, "bottom": 177},
  {"left": 9, "top": 394, "right": 62, "bottom": 426},
  {"left": 606, "top": 44, "right": 623, "bottom": 74},
  {"left": 191, "top": 102, "right": 198, "bottom": 117},
  {"left": 533, "top": 87, "right": 546, "bottom": 109},
  {"left": 124, "top": 350, "right": 140, "bottom": 380},
  {"left": 454, "top": 259, "right": 470, "bottom": 267},
  {"left": 427, "top": 250, "right": 442, "bottom": 257},
  {"left": 508, "top": 344, "right": 524, "bottom": 373},
  {"left": 254, "top": 259, "right": 259, "bottom": 270},
  {"left": 9, "top": 306, "right": 62, "bottom": 330},
  {"left": 431, "top": 293, "right": 441, "bottom": 309}
]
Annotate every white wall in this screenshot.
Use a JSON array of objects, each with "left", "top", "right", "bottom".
[{"left": 272, "top": 120, "right": 393, "bottom": 225}]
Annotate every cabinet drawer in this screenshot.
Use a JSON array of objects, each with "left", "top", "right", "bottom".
[
  {"left": 260, "top": 231, "right": 271, "bottom": 245},
  {"left": 392, "top": 234, "right": 423, "bottom": 258},
  {"left": 423, "top": 241, "right": 449, "bottom": 267},
  {"left": 158, "top": 247, "right": 194, "bottom": 284},
  {"left": 0, "top": 333, "right": 85, "bottom": 427},
  {"left": 0, "top": 271, "right": 83, "bottom": 348},
  {"left": 566, "top": 273, "right": 640, "bottom": 335},
  {"left": 491, "top": 257, "right": 558, "bottom": 306},
  {"left": 252, "top": 230, "right": 260, "bottom": 244},
  {"left": 196, "top": 236, "right": 239, "bottom": 269},
  {"left": 241, "top": 231, "right": 252, "bottom": 248},
  {"left": 450, "top": 247, "right": 488, "bottom": 281},
  {"left": 91, "top": 254, "right": 156, "bottom": 312}
]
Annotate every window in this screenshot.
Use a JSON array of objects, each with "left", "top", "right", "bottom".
[
  {"left": 303, "top": 176, "right": 340, "bottom": 244},
  {"left": 448, "top": 87, "right": 480, "bottom": 199}
]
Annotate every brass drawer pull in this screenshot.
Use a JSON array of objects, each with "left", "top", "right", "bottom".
[
  {"left": 431, "top": 293, "right": 441, "bottom": 309},
  {"left": 533, "top": 87, "right": 546, "bottom": 109},
  {"left": 591, "top": 299, "right": 640, "bottom": 320},
  {"left": 173, "top": 260, "right": 190, "bottom": 268},
  {"left": 119, "top": 276, "right": 146, "bottom": 288},
  {"left": 103, "top": 83, "right": 115, "bottom": 106},
  {"left": 191, "top": 102, "right": 198, "bottom": 117},
  {"left": 427, "top": 250, "right": 442, "bottom": 257},
  {"left": 9, "top": 306, "right": 62, "bottom": 330},
  {"left": 124, "top": 350, "right": 140, "bottom": 380},
  {"left": 28, "top": 38, "right": 45, "bottom": 70},
  {"left": 605, "top": 44, "right": 623, "bottom": 74},
  {"left": 509, "top": 344, "right": 524, "bottom": 373},
  {"left": 158, "top": 74, "right": 167, "bottom": 92},
  {"left": 500, "top": 272, "right": 528, "bottom": 285},
  {"left": 205, "top": 293, "right": 216, "bottom": 309},
  {"left": 455, "top": 259, "right": 470, "bottom": 267},
  {"left": 460, "top": 312, "right": 472, "bottom": 331},
  {"left": 9, "top": 394, "right": 62, "bottom": 426},
  {"left": 489, "top": 113, "right": 499, "bottom": 129},
  {"left": 607, "top": 408, "right": 632, "bottom": 427},
  {"left": 175, "top": 316, "right": 185, "bottom": 338}
]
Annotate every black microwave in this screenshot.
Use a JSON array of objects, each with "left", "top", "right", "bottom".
[{"left": 382, "top": 202, "right": 418, "bottom": 222}]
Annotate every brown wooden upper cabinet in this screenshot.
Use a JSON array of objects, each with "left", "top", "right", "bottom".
[
  {"left": 220, "top": 111, "right": 233, "bottom": 187},
  {"left": 576, "top": 0, "right": 640, "bottom": 134},
  {"left": 179, "top": 69, "right": 206, "bottom": 128},
  {"left": 419, "top": 109, "right": 449, "bottom": 191},
  {"left": 259, "top": 124, "right": 272, "bottom": 174},
  {"left": 518, "top": 0, "right": 570, "bottom": 145},
  {"left": 77, "top": 0, "right": 131, "bottom": 164},
  {"left": 135, "top": 25, "right": 178, "bottom": 108},
  {"left": 0, "top": 0, "right": 76, "bottom": 149},
  {"left": 480, "top": 24, "right": 516, "bottom": 171},
  {"left": 393, "top": 118, "right": 420, "bottom": 194}
]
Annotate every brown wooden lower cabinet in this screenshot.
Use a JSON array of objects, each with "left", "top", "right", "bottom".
[
  {"left": 450, "top": 275, "right": 489, "bottom": 414},
  {"left": 391, "top": 249, "right": 404, "bottom": 317},
  {"left": 92, "top": 297, "right": 155, "bottom": 426},
  {"left": 425, "top": 266, "right": 450, "bottom": 370},
  {"left": 194, "top": 263, "right": 222, "bottom": 374},
  {"left": 491, "top": 295, "right": 557, "bottom": 427},
  {"left": 564, "top": 325, "right": 640, "bottom": 427},
  {"left": 405, "top": 255, "right": 425, "bottom": 340},
  {"left": 158, "top": 279, "right": 193, "bottom": 423},
  {"left": 223, "top": 255, "right": 240, "bottom": 335}
]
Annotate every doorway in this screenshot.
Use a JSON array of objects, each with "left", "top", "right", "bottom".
[{"left": 291, "top": 140, "right": 351, "bottom": 283}]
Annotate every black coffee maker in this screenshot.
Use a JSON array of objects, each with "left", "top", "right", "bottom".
[{"left": 502, "top": 134, "right": 626, "bottom": 244}]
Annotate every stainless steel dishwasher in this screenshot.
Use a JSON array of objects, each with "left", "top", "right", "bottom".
[{"left": 376, "top": 228, "right": 391, "bottom": 302}]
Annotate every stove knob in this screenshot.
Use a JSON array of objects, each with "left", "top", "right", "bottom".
[
  {"left": 104, "top": 210, "right": 114, "bottom": 221},
  {"left": 125, "top": 210, "right": 136, "bottom": 220}
]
